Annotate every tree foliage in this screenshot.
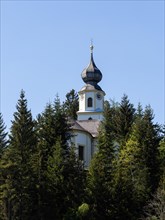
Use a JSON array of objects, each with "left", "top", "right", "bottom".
[
  {"left": 0, "top": 113, "right": 8, "bottom": 158},
  {"left": 0, "top": 90, "right": 37, "bottom": 220},
  {"left": 86, "top": 101, "right": 116, "bottom": 219},
  {"left": 85, "top": 98, "right": 163, "bottom": 219},
  {"left": 63, "top": 89, "right": 79, "bottom": 120},
  {"left": 0, "top": 91, "right": 164, "bottom": 220},
  {"left": 114, "top": 94, "right": 135, "bottom": 145},
  {"left": 144, "top": 177, "right": 165, "bottom": 220},
  {"left": 35, "top": 95, "right": 86, "bottom": 219}
]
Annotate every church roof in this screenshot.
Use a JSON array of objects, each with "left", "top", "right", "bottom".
[
  {"left": 71, "top": 119, "right": 101, "bottom": 138},
  {"left": 80, "top": 83, "right": 103, "bottom": 92},
  {"left": 81, "top": 44, "right": 102, "bottom": 87},
  {"left": 71, "top": 121, "right": 86, "bottom": 132}
]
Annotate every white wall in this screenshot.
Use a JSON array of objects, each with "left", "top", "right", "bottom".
[
  {"left": 71, "top": 130, "right": 93, "bottom": 167},
  {"left": 79, "top": 91, "right": 104, "bottom": 112},
  {"left": 78, "top": 90, "right": 104, "bottom": 120},
  {"left": 77, "top": 112, "right": 103, "bottom": 120}
]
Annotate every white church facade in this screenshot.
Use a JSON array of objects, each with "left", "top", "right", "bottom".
[{"left": 71, "top": 45, "right": 105, "bottom": 167}]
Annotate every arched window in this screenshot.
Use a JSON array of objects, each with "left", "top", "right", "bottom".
[{"left": 87, "top": 97, "right": 93, "bottom": 107}]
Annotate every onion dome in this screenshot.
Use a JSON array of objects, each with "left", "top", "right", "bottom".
[{"left": 81, "top": 44, "right": 102, "bottom": 86}]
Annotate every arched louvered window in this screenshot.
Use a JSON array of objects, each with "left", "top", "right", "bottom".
[{"left": 87, "top": 97, "right": 93, "bottom": 107}]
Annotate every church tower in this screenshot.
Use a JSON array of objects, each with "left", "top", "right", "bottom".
[
  {"left": 77, "top": 44, "right": 105, "bottom": 120},
  {"left": 71, "top": 44, "right": 105, "bottom": 167}
]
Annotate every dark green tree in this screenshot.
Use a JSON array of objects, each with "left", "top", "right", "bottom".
[
  {"left": 103, "top": 100, "right": 119, "bottom": 141},
  {"left": 0, "top": 90, "right": 37, "bottom": 220},
  {"left": 62, "top": 145, "right": 86, "bottom": 219},
  {"left": 45, "top": 140, "right": 86, "bottom": 220},
  {"left": 112, "top": 116, "right": 149, "bottom": 219},
  {"left": 112, "top": 105, "right": 162, "bottom": 219},
  {"left": 0, "top": 113, "right": 8, "bottom": 220},
  {"left": 36, "top": 95, "right": 86, "bottom": 219},
  {"left": 0, "top": 113, "right": 8, "bottom": 158},
  {"left": 86, "top": 101, "right": 116, "bottom": 219},
  {"left": 142, "top": 105, "right": 161, "bottom": 193},
  {"left": 114, "top": 94, "right": 135, "bottom": 145},
  {"left": 159, "top": 136, "right": 165, "bottom": 176},
  {"left": 143, "top": 177, "right": 165, "bottom": 220},
  {"left": 63, "top": 89, "right": 79, "bottom": 120},
  {"left": 36, "top": 96, "right": 73, "bottom": 219},
  {"left": 53, "top": 95, "right": 71, "bottom": 150},
  {"left": 41, "top": 138, "right": 64, "bottom": 219},
  {"left": 0, "top": 113, "right": 8, "bottom": 219}
]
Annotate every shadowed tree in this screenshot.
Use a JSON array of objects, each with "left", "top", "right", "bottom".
[
  {"left": 115, "top": 94, "right": 135, "bottom": 145},
  {"left": 0, "top": 90, "right": 37, "bottom": 220},
  {"left": 0, "top": 112, "right": 8, "bottom": 158},
  {"left": 86, "top": 100, "right": 116, "bottom": 219},
  {"left": 112, "top": 105, "right": 162, "bottom": 219},
  {"left": 0, "top": 113, "right": 8, "bottom": 220},
  {"left": 63, "top": 89, "right": 79, "bottom": 120},
  {"left": 142, "top": 105, "right": 161, "bottom": 193},
  {"left": 143, "top": 177, "right": 165, "bottom": 220}
]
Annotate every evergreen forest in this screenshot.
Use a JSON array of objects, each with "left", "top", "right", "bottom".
[{"left": 0, "top": 89, "right": 164, "bottom": 220}]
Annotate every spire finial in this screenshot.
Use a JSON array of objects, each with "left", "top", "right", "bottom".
[{"left": 90, "top": 39, "right": 94, "bottom": 53}]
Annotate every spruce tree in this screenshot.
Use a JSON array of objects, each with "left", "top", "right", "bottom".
[
  {"left": 159, "top": 136, "right": 165, "bottom": 176},
  {"left": 0, "top": 114, "right": 8, "bottom": 220},
  {"left": 103, "top": 100, "right": 119, "bottom": 141},
  {"left": 63, "top": 89, "right": 79, "bottom": 120},
  {"left": 0, "top": 90, "right": 37, "bottom": 220},
  {"left": 62, "top": 145, "right": 86, "bottom": 219},
  {"left": 0, "top": 112, "right": 8, "bottom": 158},
  {"left": 115, "top": 94, "right": 135, "bottom": 145},
  {"left": 113, "top": 115, "right": 149, "bottom": 219},
  {"left": 53, "top": 95, "right": 71, "bottom": 150},
  {"left": 36, "top": 103, "right": 60, "bottom": 219},
  {"left": 112, "top": 105, "right": 162, "bottom": 219},
  {"left": 144, "top": 177, "right": 165, "bottom": 220},
  {"left": 43, "top": 139, "right": 64, "bottom": 219},
  {"left": 36, "top": 95, "right": 86, "bottom": 219},
  {"left": 142, "top": 105, "right": 161, "bottom": 193},
  {"left": 86, "top": 101, "right": 116, "bottom": 219},
  {"left": 46, "top": 141, "right": 86, "bottom": 219},
  {"left": 36, "top": 96, "right": 72, "bottom": 219}
]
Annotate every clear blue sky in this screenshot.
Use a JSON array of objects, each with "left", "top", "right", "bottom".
[{"left": 1, "top": 1, "right": 164, "bottom": 131}]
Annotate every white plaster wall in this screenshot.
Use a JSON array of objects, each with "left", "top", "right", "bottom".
[
  {"left": 77, "top": 112, "right": 103, "bottom": 120},
  {"left": 95, "top": 98, "right": 104, "bottom": 111},
  {"left": 79, "top": 91, "right": 104, "bottom": 112},
  {"left": 79, "top": 93, "right": 85, "bottom": 111},
  {"left": 72, "top": 131, "right": 92, "bottom": 167}
]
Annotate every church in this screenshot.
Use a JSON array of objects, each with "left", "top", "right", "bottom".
[{"left": 71, "top": 44, "right": 105, "bottom": 167}]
